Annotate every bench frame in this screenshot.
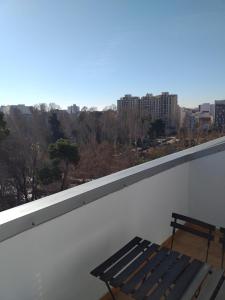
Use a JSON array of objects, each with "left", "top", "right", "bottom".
[
  {"left": 170, "top": 213, "right": 216, "bottom": 262},
  {"left": 220, "top": 227, "right": 225, "bottom": 268}
]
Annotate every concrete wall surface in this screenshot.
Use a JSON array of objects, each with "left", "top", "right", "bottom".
[{"left": 0, "top": 164, "right": 189, "bottom": 300}]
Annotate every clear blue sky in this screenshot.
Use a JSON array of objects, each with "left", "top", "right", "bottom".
[{"left": 0, "top": 0, "right": 225, "bottom": 109}]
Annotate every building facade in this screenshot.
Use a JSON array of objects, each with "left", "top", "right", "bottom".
[
  {"left": 117, "top": 92, "right": 179, "bottom": 132},
  {"left": 198, "top": 112, "right": 213, "bottom": 131},
  {"left": 141, "top": 92, "right": 178, "bottom": 130},
  {"left": 215, "top": 100, "right": 225, "bottom": 130},
  {"left": 0, "top": 105, "right": 31, "bottom": 115},
  {"left": 117, "top": 94, "right": 140, "bottom": 114},
  {"left": 199, "top": 103, "right": 211, "bottom": 113}
]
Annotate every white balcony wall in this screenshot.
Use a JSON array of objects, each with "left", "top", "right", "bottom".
[
  {"left": 1, "top": 136, "right": 225, "bottom": 300},
  {"left": 189, "top": 149, "right": 225, "bottom": 227},
  {"left": 0, "top": 163, "right": 189, "bottom": 300}
]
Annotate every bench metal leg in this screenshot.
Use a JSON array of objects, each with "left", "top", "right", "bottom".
[
  {"left": 205, "top": 240, "right": 210, "bottom": 262},
  {"left": 105, "top": 281, "right": 116, "bottom": 300},
  {"left": 222, "top": 245, "right": 224, "bottom": 268},
  {"left": 170, "top": 227, "right": 176, "bottom": 250}
]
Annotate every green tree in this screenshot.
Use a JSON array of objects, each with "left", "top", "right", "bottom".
[
  {"left": 48, "top": 139, "right": 80, "bottom": 190},
  {"left": 38, "top": 161, "right": 62, "bottom": 185},
  {"left": 0, "top": 112, "right": 9, "bottom": 142},
  {"left": 48, "top": 112, "right": 64, "bottom": 142},
  {"left": 148, "top": 119, "right": 165, "bottom": 138}
]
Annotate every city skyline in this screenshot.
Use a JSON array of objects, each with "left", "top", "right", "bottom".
[
  {"left": 0, "top": 93, "right": 224, "bottom": 111},
  {"left": 0, "top": 92, "right": 222, "bottom": 111},
  {"left": 0, "top": 0, "right": 225, "bottom": 109}
]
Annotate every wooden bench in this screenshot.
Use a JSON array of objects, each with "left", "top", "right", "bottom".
[{"left": 90, "top": 236, "right": 225, "bottom": 300}]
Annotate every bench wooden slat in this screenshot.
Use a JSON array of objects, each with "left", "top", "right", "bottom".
[
  {"left": 133, "top": 251, "right": 179, "bottom": 300},
  {"left": 90, "top": 236, "right": 142, "bottom": 277},
  {"left": 121, "top": 248, "right": 168, "bottom": 294},
  {"left": 91, "top": 235, "right": 223, "bottom": 300},
  {"left": 172, "top": 213, "right": 216, "bottom": 231},
  {"left": 100, "top": 240, "right": 150, "bottom": 281},
  {"left": 198, "top": 269, "right": 224, "bottom": 300},
  {"left": 147, "top": 255, "right": 190, "bottom": 300},
  {"left": 170, "top": 222, "right": 214, "bottom": 240},
  {"left": 180, "top": 264, "right": 210, "bottom": 300},
  {"left": 166, "top": 259, "right": 203, "bottom": 300},
  {"left": 110, "top": 243, "right": 159, "bottom": 287}
]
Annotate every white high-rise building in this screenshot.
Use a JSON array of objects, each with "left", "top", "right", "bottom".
[{"left": 117, "top": 92, "right": 179, "bottom": 132}]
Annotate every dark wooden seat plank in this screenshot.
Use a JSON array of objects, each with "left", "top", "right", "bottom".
[
  {"left": 90, "top": 235, "right": 223, "bottom": 300},
  {"left": 91, "top": 236, "right": 142, "bottom": 277},
  {"left": 110, "top": 243, "right": 159, "bottom": 287},
  {"left": 133, "top": 251, "right": 179, "bottom": 300},
  {"left": 166, "top": 259, "right": 203, "bottom": 300},
  {"left": 100, "top": 240, "right": 150, "bottom": 281},
  {"left": 147, "top": 255, "right": 190, "bottom": 300},
  {"left": 121, "top": 248, "right": 168, "bottom": 294},
  {"left": 197, "top": 269, "right": 224, "bottom": 300},
  {"left": 180, "top": 264, "right": 210, "bottom": 300}
]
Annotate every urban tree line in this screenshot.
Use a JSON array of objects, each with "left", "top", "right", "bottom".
[{"left": 0, "top": 104, "right": 222, "bottom": 211}]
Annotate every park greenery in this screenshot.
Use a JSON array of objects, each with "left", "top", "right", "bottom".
[{"left": 0, "top": 104, "right": 222, "bottom": 211}]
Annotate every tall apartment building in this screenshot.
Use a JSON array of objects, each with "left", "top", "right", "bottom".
[
  {"left": 141, "top": 92, "right": 178, "bottom": 130},
  {"left": 117, "top": 94, "right": 140, "bottom": 114},
  {"left": 117, "top": 92, "right": 179, "bottom": 132},
  {"left": 215, "top": 100, "right": 225, "bottom": 129}
]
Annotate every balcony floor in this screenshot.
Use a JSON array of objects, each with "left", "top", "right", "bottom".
[{"left": 100, "top": 230, "right": 223, "bottom": 300}]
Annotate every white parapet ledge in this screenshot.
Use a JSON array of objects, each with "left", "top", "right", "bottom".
[{"left": 0, "top": 136, "right": 225, "bottom": 242}]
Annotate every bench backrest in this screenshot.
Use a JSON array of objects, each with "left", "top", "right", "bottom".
[{"left": 171, "top": 213, "right": 216, "bottom": 241}]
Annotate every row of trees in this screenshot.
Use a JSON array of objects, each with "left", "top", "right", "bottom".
[
  {"left": 0, "top": 104, "right": 222, "bottom": 212},
  {"left": 0, "top": 105, "right": 146, "bottom": 211},
  {"left": 0, "top": 109, "right": 80, "bottom": 210}
]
